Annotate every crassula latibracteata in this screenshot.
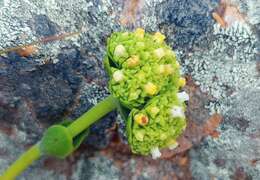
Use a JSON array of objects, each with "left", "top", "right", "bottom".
[
  {"left": 1, "top": 28, "right": 189, "bottom": 180},
  {"left": 105, "top": 28, "right": 189, "bottom": 157}
]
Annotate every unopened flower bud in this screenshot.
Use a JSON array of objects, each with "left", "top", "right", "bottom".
[
  {"left": 154, "top": 48, "right": 165, "bottom": 60},
  {"left": 179, "top": 77, "right": 186, "bottom": 87},
  {"left": 135, "top": 28, "right": 145, "bottom": 38},
  {"left": 127, "top": 55, "right": 140, "bottom": 68},
  {"left": 144, "top": 82, "right": 158, "bottom": 96},
  {"left": 114, "top": 44, "right": 128, "bottom": 58},
  {"left": 134, "top": 113, "right": 149, "bottom": 126},
  {"left": 153, "top": 32, "right": 166, "bottom": 43},
  {"left": 113, "top": 70, "right": 124, "bottom": 82}
]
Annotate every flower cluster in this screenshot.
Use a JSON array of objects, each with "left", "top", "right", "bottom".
[
  {"left": 105, "top": 28, "right": 182, "bottom": 108},
  {"left": 128, "top": 88, "right": 188, "bottom": 156},
  {"left": 105, "top": 29, "right": 188, "bottom": 158}
]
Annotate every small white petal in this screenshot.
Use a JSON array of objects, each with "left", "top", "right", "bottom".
[
  {"left": 177, "top": 91, "right": 189, "bottom": 102},
  {"left": 113, "top": 70, "right": 124, "bottom": 82},
  {"left": 114, "top": 44, "right": 127, "bottom": 57},
  {"left": 150, "top": 147, "right": 161, "bottom": 159},
  {"left": 171, "top": 106, "right": 184, "bottom": 118}
]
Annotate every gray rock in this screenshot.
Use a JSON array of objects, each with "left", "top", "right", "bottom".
[{"left": 72, "top": 155, "right": 120, "bottom": 180}]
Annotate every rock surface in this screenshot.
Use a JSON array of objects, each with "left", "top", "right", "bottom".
[{"left": 0, "top": 0, "right": 259, "bottom": 179}]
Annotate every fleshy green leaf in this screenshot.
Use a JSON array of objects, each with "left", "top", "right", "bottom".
[
  {"left": 40, "top": 125, "right": 73, "bottom": 159},
  {"left": 40, "top": 121, "right": 89, "bottom": 159}
]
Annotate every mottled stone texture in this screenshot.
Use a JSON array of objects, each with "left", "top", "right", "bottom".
[
  {"left": 156, "top": 0, "right": 218, "bottom": 51},
  {"left": 0, "top": 0, "right": 259, "bottom": 179}
]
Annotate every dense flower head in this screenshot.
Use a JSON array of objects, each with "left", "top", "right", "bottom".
[
  {"left": 127, "top": 88, "right": 187, "bottom": 155},
  {"left": 105, "top": 29, "right": 188, "bottom": 157},
  {"left": 105, "top": 29, "right": 181, "bottom": 108}
]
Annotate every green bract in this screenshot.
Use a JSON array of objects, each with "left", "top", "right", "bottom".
[
  {"left": 105, "top": 29, "right": 188, "bottom": 157},
  {"left": 40, "top": 121, "right": 89, "bottom": 159}
]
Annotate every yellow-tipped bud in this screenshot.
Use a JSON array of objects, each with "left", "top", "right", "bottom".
[
  {"left": 179, "top": 77, "right": 186, "bottom": 87},
  {"left": 127, "top": 55, "right": 140, "bottom": 68},
  {"left": 157, "top": 64, "right": 173, "bottom": 75},
  {"left": 153, "top": 32, "right": 166, "bottom": 43},
  {"left": 135, "top": 28, "right": 145, "bottom": 38},
  {"left": 164, "top": 64, "right": 173, "bottom": 75},
  {"left": 134, "top": 113, "right": 149, "bottom": 126},
  {"left": 144, "top": 82, "right": 158, "bottom": 95},
  {"left": 168, "top": 139, "right": 179, "bottom": 150}
]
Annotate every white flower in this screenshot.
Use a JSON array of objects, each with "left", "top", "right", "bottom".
[
  {"left": 114, "top": 44, "right": 127, "bottom": 57},
  {"left": 169, "top": 141, "right": 179, "bottom": 150},
  {"left": 150, "top": 147, "right": 161, "bottom": 159},
  {"left": 177, "top": 91, "right": 189, "bottom": 102},
  {"left": 154, "top": 48, "right": 165, "bottom": 59},
  {"left": 113, "top": 70, "right": 124, "bottom": 82},
  {"left": 170, "top": 106, "right": 184, "bottom": 118}
]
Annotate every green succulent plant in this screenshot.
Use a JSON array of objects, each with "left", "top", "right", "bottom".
[{"left": 1, "top": 29, "right": 188, "bottom": 179}]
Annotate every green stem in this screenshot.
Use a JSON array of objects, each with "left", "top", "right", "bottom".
[
  {"left": 0, "top": 144, "right": 41, "bottom": 180},
  {"left": 1, "top": 95, "right": 117, "bottom": 179},
  {"left": 68, "top": 95, "right": 118, "bottom": 137}
]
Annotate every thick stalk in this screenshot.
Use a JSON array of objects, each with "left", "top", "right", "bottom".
[
  {"left": 0, "top": 144, "right": 41, "bottom": 180},
  {"left": 1, "top": 95, "right": 118, "bottom": 179},
  {"left": 68, "top": 95, "right": 118, "bottom": 137}
]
